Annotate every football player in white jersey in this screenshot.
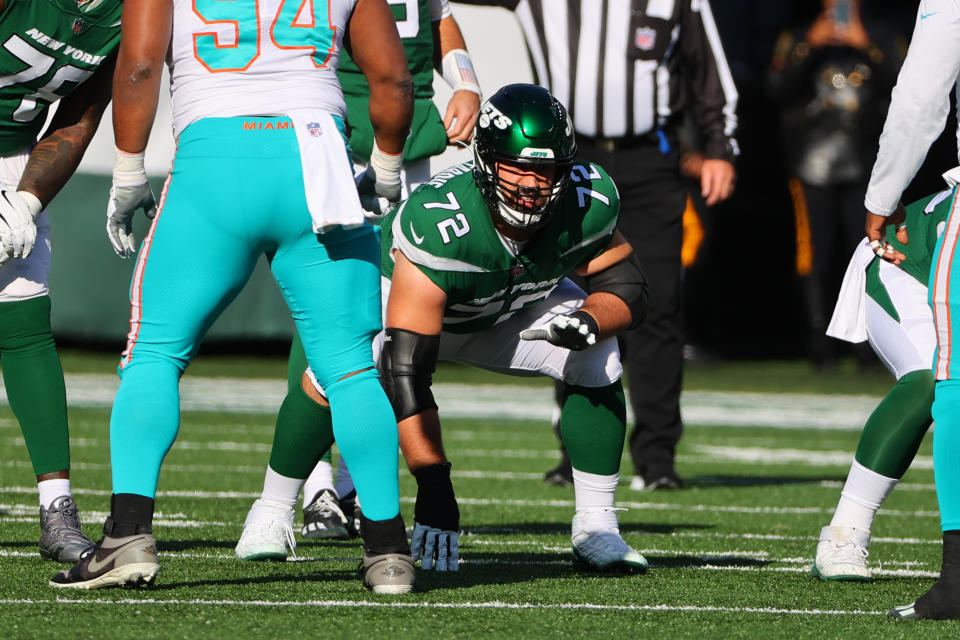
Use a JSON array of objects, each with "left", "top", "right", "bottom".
[
  {"left": 861, "top": 0, "right": 960, "bottom": 621},
  {"left": 51, "top": 0, "right": 417, "bottom": 594}
]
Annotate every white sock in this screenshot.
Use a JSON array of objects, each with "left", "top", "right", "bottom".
[
  {"left": 572, "top": 469, "right": 619, "bottom": 531},
  {"left": 303, "top": 460, "right": 335, "bottom": 505},
  {"left": 38, "top": 478, "right": 70, "bottom": 509},
  {"left": 830, "top": 460, "right": 898, "bottom": 533},
  {"left": 335, "top": 456, "right": 356, "bottom": 501},
  {"left": 260, "top": 466, "right": 304, "bottom": 510}
]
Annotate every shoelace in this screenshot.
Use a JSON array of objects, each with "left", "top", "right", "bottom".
[
  {"left": 269, "top": 520, "right": 297, "bottom": 560},
  {"left": 828, "top": 539, "right": 869, "bottom": 561},
  {"left": 307, "top": 492, "right": 348, "bottom": 524}
]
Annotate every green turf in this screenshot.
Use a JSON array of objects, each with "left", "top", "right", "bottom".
[{"left": 0, "top": 354, "right": 954, "bottom": 638}]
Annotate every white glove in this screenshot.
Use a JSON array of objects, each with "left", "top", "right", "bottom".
[
  {"left": 520, "top": 311, "right": 598, "bottom": 351},
  {"left": 106, "top": 148, "right": 157, "bottom": 258},
  {"left": 356, "top": 141, "right": 403, "bottom": 218},
  {"left": 411, "top": 520, "right": 459, "bottom": 571},
  {"left": 0, "top": 190, "right": 41, "bottom": 267}
]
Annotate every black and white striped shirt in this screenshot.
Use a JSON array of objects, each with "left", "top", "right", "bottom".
[{"left": 460, "top": 0, "right": 739, "bottom": 159}]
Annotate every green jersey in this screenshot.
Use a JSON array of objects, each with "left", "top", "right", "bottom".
[
  {"left": 0, "top": 0, "right": 121, "bottom": 156},
  {"left": 338, "top": 0, "right": 446, "bottom": 164},
  {"left": 383, "top": 161, "right": 621, "bottom": 334},
  {"left": 865, "top": 188, "right": 952, "bottom": 319}
]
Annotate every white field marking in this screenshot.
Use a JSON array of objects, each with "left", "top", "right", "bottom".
[
  {"left": 0, "top": 598, "right": 890, "bottom": 616},
  {"left": 693, "top": 445, "right": 934, "bottom": 470},
  {"left": 0, "top": 488, "right": 941, "bottom": 518},
  {"left": 0, "top": 546, "right": 938, "bottom": 578},
  {"left": 0, "top": 456, "right": 937, "bottom": 488},
  {"left": 0, "top": 373, "right": 881, "bottom": 429},
  {"left": 0, "top": 460, "right": 268, "bottom": 474},
  {"left": 819, "top": 480, "right": 936, "bottom": 491},
  {"left": 2, "top": 437, "right": 273, "bottom": 453}
]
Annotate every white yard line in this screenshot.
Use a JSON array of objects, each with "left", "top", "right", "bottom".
[
  {"left": 0, "top": 373, "right": 882, "bottom": 429},
  {"left": 0, "top": 597, "right": 889, "bottom": 616}
]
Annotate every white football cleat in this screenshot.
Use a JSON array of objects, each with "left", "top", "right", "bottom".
[
  {"left": 811, "top": 525, "right": 872, "bottom": 582},
  {"left": 235, "top": 498, "right": 296, "bottom": 561},
  {"left": 571, "top": 508, "right": 647, "bottom": 573}
]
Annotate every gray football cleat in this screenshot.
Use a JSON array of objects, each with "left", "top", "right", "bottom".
[
  {"left": 39, "top": 495, "right": 95, "bottom": 563},
  {"left": 361, "top": 551, "right": 416, "bottom": 594},
  {"left": 302, "top": 489, "right": 349, "bottom": 540},
  {"left": 49, "top": 532, "right": 159, "bottom": 589}
]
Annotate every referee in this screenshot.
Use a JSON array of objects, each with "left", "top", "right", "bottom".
[{"left": 459, "top": 0, "right": 739, "bottom": 490}]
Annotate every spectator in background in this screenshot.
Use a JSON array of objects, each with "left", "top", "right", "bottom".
[
  {"left": 768, "top": 0, "right": 904, "bottom": 368},
  {"left": 459, "top": 0, "right": 738, "bottom": 491}
]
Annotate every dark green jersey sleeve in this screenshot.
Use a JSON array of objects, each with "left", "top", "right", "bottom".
[{"left": 0, "top": 0, "right": 122, "bottom": 155}]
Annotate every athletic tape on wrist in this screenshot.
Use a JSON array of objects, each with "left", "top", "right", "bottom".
[
  {"left": 370, "top": 141, "right": 403, "bottom": 188},
  {"left": 113, "top": 147, "right": 149, "bottom": 187},
  {"left": 441, "top": 49, "right": 481, "bottom": 97}
]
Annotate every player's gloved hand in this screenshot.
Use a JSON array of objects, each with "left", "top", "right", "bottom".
[
  {"left": 520, "top": 310, "right": 599, "bottom": 351},
  {"left": 411, "top": 462, "right": 460, "bottom": 571},
  {"left": 411, "top": 521, "right": 459, "bottom": 571},
  {"left": 356, "top": 141, "right": 403, "bottom": 219},
  {"left": 106, "top": 147, "right": 157, "bottom": 258},
  {"left": 0, "top": 190, "right": 41, "bottom": 268}
]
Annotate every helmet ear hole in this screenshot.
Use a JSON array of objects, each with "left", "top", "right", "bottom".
[{"left": 473, "top": 84, "right": 576, "bottom": 231}]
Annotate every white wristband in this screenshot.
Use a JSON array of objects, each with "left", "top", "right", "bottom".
[
  {"left": 113, "top": 147, "right": 148, "bottom": 187},
  {"left": 441, "top": 49, "right": 481, "bottom": 97},
  {"left": 370, "top": 141, "right": 403, "bottom": 188}
]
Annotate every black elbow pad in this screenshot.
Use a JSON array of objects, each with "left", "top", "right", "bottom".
[
  {"left": 377, "top": 327, "right": 441, "bottom": 421},
  {"left": 584, "top": 252, "right": 649, "bottom": 329}
]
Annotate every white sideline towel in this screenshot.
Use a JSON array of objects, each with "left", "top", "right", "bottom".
[
  {"left": 288, "top": 110, "right": 365, "bottom": 233},
  {"left": 827, "top": 239, "right": 876, "bottom": 343}
]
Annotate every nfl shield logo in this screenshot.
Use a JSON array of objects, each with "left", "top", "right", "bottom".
[
  {"left": 72, "top": 17, "right": 84, "bottom": 34},
  {"left": 306, "top": 122, "right": 322, "bottom": 137},
  {"left": 510, "top": 262, "right": 525, "bottom": 277},
  {"left": 635, "top": 27, "right": 656, "bottom": 51}
]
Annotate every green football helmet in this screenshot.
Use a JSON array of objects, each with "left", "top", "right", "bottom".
[{"left": 473, "top": 84, "right": 576, "bottom": 231}]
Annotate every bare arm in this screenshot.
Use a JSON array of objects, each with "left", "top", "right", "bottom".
[
  {"left": 112, "top": 0, "right": 172, "bottom": 153},
  {"left": 385, "top": 251, "right": 449, "bottom": 470},
  {"left": 18, "top": 58, "right": 115, "bottom": 206},
  {"left": 573, "top": 231, "right": 636, "bottom": 340},
  {"left": 347, "top": 0, "right": 413, "bottom": 155}
]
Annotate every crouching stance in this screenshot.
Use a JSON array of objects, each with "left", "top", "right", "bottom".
[{"left": 239, "top": 84, "right": 650, "bottom": 574}]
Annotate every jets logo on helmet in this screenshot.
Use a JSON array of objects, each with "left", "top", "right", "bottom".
[
  {"left": 478, "top": 103, "right": 513, "bottom": 130},
  {"left": 472, "top": 84, "right": 577, "bottom": 231}
]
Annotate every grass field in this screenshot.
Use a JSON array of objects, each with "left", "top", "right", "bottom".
[{"left": 1, "top": 353, "right": 956, "bottom": 638}]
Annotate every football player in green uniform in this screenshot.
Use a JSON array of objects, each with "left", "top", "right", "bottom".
[
  {"left": 239, "top": 84, "right": 651, "bottom": 574},
  {"left": 0, "top": 0, "right": 123, "bottom": 563},
  {"left": 811, "top": 175, "right": 955, "bottom": 581},
  {"left": 298, "top": 0, "right": 481, "bottom": 540}
]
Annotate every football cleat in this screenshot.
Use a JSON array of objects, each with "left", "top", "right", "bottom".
[
  {"left": 302, "top": 489, "right": 349, "bottom": 540},
  {"left": 235, "top": 498, "right": 296, "bottom": 561},
  {"left": 361, "top": 551, "right": 416, "bottom": 594},
  {"left": 49, "top": 532, "right": 158, "bottom": 589},
  {"left": 544, "top": 461, "right": 573, "bottom": 487},
  {"left": 39, "top": 495, "right": 95, "bottom": 563},
  {"left": 811, "top": 525, "right": 872, "bottom": 582},
  {"left": 888, "top": 602, "right": 920, "bottom": 619},
  {"left": 339, "top": 491, "right": 362, "bottom": 538},
  {"left": 571, "top": 508, "right": 647, "bottom": 573},
  {"left": 887, "top": 579, "right": 960, "bottom": 619},
  {"left": 630, "top": 471, "right": 683, "bottom": 491}
]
